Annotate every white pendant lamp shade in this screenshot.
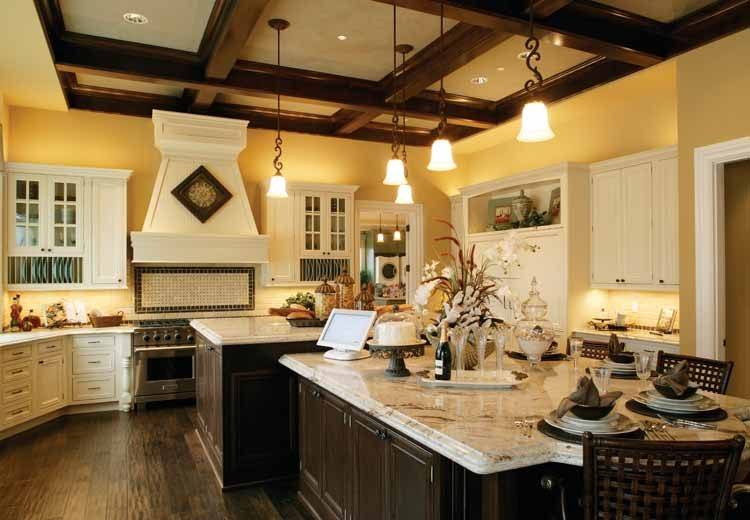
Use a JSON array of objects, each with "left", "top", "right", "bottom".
[
  {"left": 266, "top": 173, "right": 288, "bottom": 198},
  {"left": 517, "top": 101, "right": 555, "bottom": 143},
  {"left": 383, "top": 157, "right": 407, "bottom": 185},
  {"left": 393, "top": 229, "right": 402, "bottom": 241},
  {"left": 427, "top": 138, "right": 457, "bottom": 171},
  {"left": 395, "top": 182, "right": 414, "bottom": 205},
  {"left": 376, "top": 232, "right": 385, "bottom": 243}
]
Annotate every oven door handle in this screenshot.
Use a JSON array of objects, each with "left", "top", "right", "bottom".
[{"left": 134, "top": 345, "right": 197, "bottom": 353}]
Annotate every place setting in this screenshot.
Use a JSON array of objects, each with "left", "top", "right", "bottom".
[
  {"left": 625, "top": 360, "right": 728, "bottom": 422},
  {"left": 538, "top": 376, "right": 645, "bottom": 444}
]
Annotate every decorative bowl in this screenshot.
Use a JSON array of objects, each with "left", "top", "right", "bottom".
[
  {"left": 569, "top": 403, "right": 615, "bottom": 420},
  {"left": 653, "top": 381, "right": 699, "bottom": 400},
  {"left": 608, "top": 352, "right": 635, "bottom": 364}
]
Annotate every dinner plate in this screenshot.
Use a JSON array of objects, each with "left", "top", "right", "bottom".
[
  {"left": 545, "top": 412, "right": 639, "bottom": 436},
  {"left": 604, "top": 359, "right": 635, "bottom": 368},
  {"left": 559, "top": 414, "right": 620, "bottom": 432},
  {"left": 635, "top": 392, "right": 719, "bottom": 413},
  {"left": 645, "top": 389, "right": 703, "bottom": 403}
]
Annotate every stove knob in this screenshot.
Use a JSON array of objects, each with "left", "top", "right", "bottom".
[
  {"left": 142, "top": 335, "right": 151, "bottom": 342},
  {"left": 164, "top": 334, "right": 172, "bottom": 341},
  {"left": 174, "top": 333, "right": 182, "bottom": 341},
  {"left": 187, "top": 335, "right": 194, "bottom": 343},
  {"left": 153, "top": 335, "right": 162, "bottom": 342}
]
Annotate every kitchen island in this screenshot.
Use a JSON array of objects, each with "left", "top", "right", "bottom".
[
  {"left": 281, "top": 349, "right": 750, "bottom": 519},
  {"left": 190, "top": 317, "right": 325, "bottom": 489}
]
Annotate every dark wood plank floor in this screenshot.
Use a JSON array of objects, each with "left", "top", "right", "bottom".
[{"left": 0, "top": 404, "right": 315, "bottom": 520}]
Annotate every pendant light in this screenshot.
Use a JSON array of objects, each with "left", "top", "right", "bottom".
[
  {"left": 376, "top": 213, "right": 385, "bottom": 243},
  {"left": 427, "top": 0, "right": 457, "bottom": 172},
  {"left": 395, "top": 44, "right": 415, "bottom": 205},
  {"left": 516, "top": 5, "right": 555, "bottom": 143},
  {"left": 266, "top": 19, "right": 291, "bottom": 198},
  {"left": 383, "top": 1, "right": 406, "bottom": 186},
  {"left": 393, "top": 214, "right": 402, "bottom": 241}
]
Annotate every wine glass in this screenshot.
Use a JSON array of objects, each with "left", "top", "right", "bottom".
[
  {"left": 569, "top": 337, "right": 583, "bottom": 371},
  {"left": 450, "top": 328, "right": 468, "bottom": 381},
  {"left": 475, "top": 327, "right": 490, "bottom": 378},
  {"left": 494, "top": 326, "right": 507, "bottom": 380},
  {"left": 633, "top": 351, "right": 652, "bottom": 390},
  {"left": 590, "top": 366, "right": 612, "bottom": 394}
]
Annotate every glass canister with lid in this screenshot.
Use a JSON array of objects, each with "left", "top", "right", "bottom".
[
  {"left": 514, "top": 277, "right": 555, "bottom": 367},
  {"left": 335, "top": 269, "right": 355, "bottom": 309},
  {"left": 314, "top": 278, "right": 337, "bottom": 320}
]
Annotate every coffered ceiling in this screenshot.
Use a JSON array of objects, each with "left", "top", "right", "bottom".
[{"left": 14, "top": 0, "right": 749, "bottom": 146}]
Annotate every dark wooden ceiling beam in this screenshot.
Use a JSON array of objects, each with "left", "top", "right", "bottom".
[
  {"left": 333, "top": 109, "right": 385, "bottom": 135},
  {"left": 203, "top": 0, "right": 268, "bottom": 79},
  {"left": 372, "top": 0, "right": 666, "bottom": 66},
  {"left": 524, "top": 0, "right": 574, "bottom": 19},
  {"left": 668, "top": 0, "right": 750, "bottom": 54}
]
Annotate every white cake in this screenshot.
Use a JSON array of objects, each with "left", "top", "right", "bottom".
[{"left": 376, "top": 321, "right": 418, "bottom": 345}]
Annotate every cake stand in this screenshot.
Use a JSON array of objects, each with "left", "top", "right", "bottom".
[{"left": 366, "top": 339, "right": 426, "bottom": 377}]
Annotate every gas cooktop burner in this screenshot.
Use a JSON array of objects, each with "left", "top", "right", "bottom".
[{"left": 135, "top": 318, "right": 191, "bottom": 328}]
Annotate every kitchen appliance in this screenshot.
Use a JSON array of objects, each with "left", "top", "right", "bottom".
[
  {"left": 375, "top": 256, "right": 400, "bottom": 285},
  {"left": 133, "top": 319, "right": 196, "bottom": 406}
]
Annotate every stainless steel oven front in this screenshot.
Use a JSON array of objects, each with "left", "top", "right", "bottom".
[{"left": 133, "top": 345, "right": 196, "bottom": 403}]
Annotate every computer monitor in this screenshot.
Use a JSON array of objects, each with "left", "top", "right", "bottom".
[{"left": 318, "top": 309, "right": 377, "bottom": 361}]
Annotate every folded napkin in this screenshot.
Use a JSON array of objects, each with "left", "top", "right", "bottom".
[
  {"left": 555, "top": 376, "right": 623, "bottom": 418},
  {"left": 654, "top": 360, "right": 691, "bottom": 396},
  {"left": 608, "top": 333, "right": 623, "bottom": 355}
]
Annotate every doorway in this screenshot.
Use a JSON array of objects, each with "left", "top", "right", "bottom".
[{"left": 723, "top": 159, "right": 750, "bottom": 397}]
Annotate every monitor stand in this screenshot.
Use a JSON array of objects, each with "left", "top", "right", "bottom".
[{"left": 323, "top": 348, "right": 371, "bottom": 361}]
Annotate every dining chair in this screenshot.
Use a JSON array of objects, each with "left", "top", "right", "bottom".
[
  {"left": 583, "top": 432, "right": 745, "bottom": 520},
  {"left": 569, "top": 339, "right": 623, "bottom": 360},
  {"left": 655, "top": 351, "right": 734, "bottom": 394}
]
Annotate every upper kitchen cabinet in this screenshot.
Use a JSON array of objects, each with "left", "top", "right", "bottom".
[
  {"left": 262, "top": 182, "right": 358, "bottom": 287},
  {"left": 590, "top": 146, "right": 678, "bottom": 291},
  {"left": 4, "top": 163, "right": 131, "bottom": 290}
]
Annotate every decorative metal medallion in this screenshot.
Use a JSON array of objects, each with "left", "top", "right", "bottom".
[{"left": 171, "top": 166, "right": 232, "bottom": 223}]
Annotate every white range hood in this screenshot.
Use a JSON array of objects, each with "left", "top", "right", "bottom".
[{"left": 131, "top": 110, "right": 269, "bottom": 264}]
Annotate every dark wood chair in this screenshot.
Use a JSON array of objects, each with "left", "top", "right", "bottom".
[
  {"left": 583, "top": 432, "right": 745, "bottom": 520},
  {"left": 568, "top": 339, "right": 624, "bottom": 360},
  {"left": 656, "top": 351, "right": 734, "bottom": 394}
]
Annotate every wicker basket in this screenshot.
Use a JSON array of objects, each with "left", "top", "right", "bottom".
[{"left": 88, "top": 311, "right": 124, "bottom": 328}]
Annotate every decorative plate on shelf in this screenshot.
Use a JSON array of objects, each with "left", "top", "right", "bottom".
[{"left": 171, "top": 165, "right": 232, "bottom": 223}]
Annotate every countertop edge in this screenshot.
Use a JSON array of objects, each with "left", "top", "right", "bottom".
[
  {"left": 0, "top": 326, "right": 135, "bottom": 347},
  {"left": 572, "top": 329, "right": 680, "bottom": 346},
  {"left": 191, "top": 318, "right": 322, "bottom": 346},
  {"left": 280, "top": 354, "right": 556, "bottom": 475}
]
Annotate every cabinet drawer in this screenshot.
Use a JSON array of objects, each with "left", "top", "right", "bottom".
[
  {"left": 73, "top": 348, "right": 114, "bottom": 374},
  {"left": 3, "top": 401, "right": 33, "bottom": 427},
  {"left": 2, "top": 381, "right": 33, "bottom": 405},
  {"left": 72, "top": 375, "right": 116, "bottom": 402},
  {"left": 35, "top": 339, "right": 64, "bottom": 357},
  {"left": 73, "top": 335, "right": 116, "bottom": 348},
  {"left": 2, "top": 344, "right": 32, "bottom": 363},
  {"left": 2, "top": 360, "right": 32, "bottom": 384}
]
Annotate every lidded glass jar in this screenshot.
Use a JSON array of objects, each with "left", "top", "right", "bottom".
[
  {"left": 314, "top": 278, "right": 337, "bottom": 319},
  {"left": 373, "top": 305, "right": 422, "bottom": 345},
  {"left": 355, "top": 284, "right": 374, "bottom": 311},
  {"left": 514, "top": 277, "right": 555, "bottom": 367},
  {"left": 335, "top": 269, "right": 355, "bottom": 309}
]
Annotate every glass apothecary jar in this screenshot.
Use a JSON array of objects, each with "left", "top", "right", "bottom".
[{"left": 514, "top": 277, "right": 555, "bottom": 367}]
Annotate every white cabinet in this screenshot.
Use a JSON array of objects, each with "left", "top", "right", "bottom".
[
  {"left": 34, "top": 354, "right": 65, "bottom": 414},
  {"left": 4, "top": 163, "right": 131, "bottom": 290},
  {"left": 590, "top": 147, "right": 678, "bottom": 290},
  {"left": 263, "top": 195, "right": 296, "bottom": 285},
  {"left": 300, "top": 191, "right": 353, "bottom": 258}
]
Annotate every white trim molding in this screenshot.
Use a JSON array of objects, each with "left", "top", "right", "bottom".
[
  {"left": 5, "top": 162, "right": 132, "bottom": 180},
  {"left": 694, "top": 137, "right": 750, "bottom": 360}
]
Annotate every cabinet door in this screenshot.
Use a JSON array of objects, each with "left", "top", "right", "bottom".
[
  {"left": 195, "top": 339, "right": 208, "bottom": 434},
  {"left": 91, "top": 179, "right": 126, "bottom": 286},
  {"left": 321, "top": 392, "right": 350, "bottom": 519},
  {"left": 591, "top": 170, "right": 623, "bottom": 284},
  {"left": 48, "top": 177, "right": 84, "bottom": 256},
  {"left": 389, "top": 430, "right": 435, "bottom": 520},
  {"left": 621, "top": 163, "right": 653, "bottom": 284},
  {"left": 301, "top": 193, "right": 324, "bottom": 256},
  {"left": 653, "top": 157, "right": 679, "bottom": 285},
  {"left": 35, "top": 354, "right": 65, "bottom": 414},
  {"left": 265, "top": 194, "right": 296, "bottom": 284},
  {"left": 208, "top": 346, "right": 223, "bottom": 457},
  {"left": 299, "top": 381, "right": 324, "bottom": 495},
  {"left": 327, "top": 194, "right": 351, "bottom": 257},
  {"left": 352, "top": 409, "right": 387, "bottom": 520},
  {"left": 9, "top": 174, "right": 45, "bottom": 255}
]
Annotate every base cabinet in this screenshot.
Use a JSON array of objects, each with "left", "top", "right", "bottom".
[
  {"left": 351, "top": 409, "right": 387, "bottom": 520},
  {"left": 34, "top": 354, "right": 65, "bottom": 414}
]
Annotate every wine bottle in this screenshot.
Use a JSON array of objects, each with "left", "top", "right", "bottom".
[{"left": 435, "top": 323, "right": 452, "bottom": 381}]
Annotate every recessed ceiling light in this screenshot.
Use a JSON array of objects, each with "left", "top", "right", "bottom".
[
  {"left": 337, "top": 34, "right": 348, "bottom": 41},
  {"left": 123, "top": 12, "right": 148, "bottom": 25},
  {"left": 496, "top": 66, "right": 505, "bottom": 72},
  {"left": 470, "top": 76, "right": 488, "bottom": 85}
]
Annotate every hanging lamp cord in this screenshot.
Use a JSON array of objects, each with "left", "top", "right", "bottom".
[
  {"left": 400, "top": 50, "right": 408, "bottom": 174},
  {"left": 437, "top": 0, "right": 447, "bottom": 138},
  {"left": 523, "top": 3, "right": 543, "bottom": 95},
  {"left": 391, "top": 1, "right": 400, "bottom": 159},
  {"left": 273, "top": 26, "right": 283, "bottom": 176}
]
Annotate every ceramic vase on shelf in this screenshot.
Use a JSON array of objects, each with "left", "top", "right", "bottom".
[
  {"left": 514, "top": 277, "right": 555, "bottom": 368},
  {"left": 512, "top": 189, "right": 533, "bottom": 223}
]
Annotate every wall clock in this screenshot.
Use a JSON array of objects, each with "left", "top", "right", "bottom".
[{"left": 171, "top": 165, "right": 232, "bottom": 223}]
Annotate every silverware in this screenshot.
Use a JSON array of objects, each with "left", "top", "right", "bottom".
[
  {"left": 639, "top": 420, "right": 674, "bottom": 440},
  {"left": 657, "top": 414, "right": 717, "bottom": 430}
]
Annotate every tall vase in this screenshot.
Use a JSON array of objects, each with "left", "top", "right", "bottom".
[{"left": 450, "top": 328, "right": 468, "bottom": 381}]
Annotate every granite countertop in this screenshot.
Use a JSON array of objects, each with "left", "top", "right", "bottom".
[
  {"left": 191, "top": 316, "right": 323, "bottom": 346},
  {"left": 573, "top": 328, "right": 680, "bottom": 345},
  {"left": 280, "top": 350, "right": 750, "bottom": 475},
  {"left": 0, "top": 325, "right": 135, "bottom": 348}
]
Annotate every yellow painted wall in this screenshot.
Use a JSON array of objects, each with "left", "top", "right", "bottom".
[
  {"left": 5, "top": 106, "right": 450, "bottom": 319},
  {"left": 676, "top": 29, "right": 750, "bottom": 356}
]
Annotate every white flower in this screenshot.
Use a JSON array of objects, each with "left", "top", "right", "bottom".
[
  {"left": 422, "top": 260, "right": 440, "bottom": 280},
  {"left": 414, "top": 280, "right": 438, "bottom": 306},
  {"left": 440, "top": 266, "right": 454, "bottom": 279}
]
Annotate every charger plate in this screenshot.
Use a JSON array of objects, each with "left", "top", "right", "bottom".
[
  {"left": 625, "top": 399, "right": 728, "bottom": 422},
  {"left": 537, "top": 420, "right": 645, "bottom": 445}
]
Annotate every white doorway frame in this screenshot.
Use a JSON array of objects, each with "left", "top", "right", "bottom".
[
  {"left": 694, "top": 137, "right": 750, "bottom": 360},
  {"left": 354, "top": 200, "right": 424, "bottom": 305}
]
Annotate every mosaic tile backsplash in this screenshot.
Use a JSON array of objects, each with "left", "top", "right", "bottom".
[{"left": 135, "top": 266, "right": 254, "bottom": 313}]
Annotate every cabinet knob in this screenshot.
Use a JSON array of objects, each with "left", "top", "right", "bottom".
[{"left": 659, "top": 279, "right": 664, "bottom": 284}]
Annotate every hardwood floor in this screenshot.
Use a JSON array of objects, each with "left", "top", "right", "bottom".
[{"left": 0, "top": 404, "right": 315, "bottom": 520}]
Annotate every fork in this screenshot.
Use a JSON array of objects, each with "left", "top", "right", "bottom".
[{"left": 640, "top": 421, "right": 675, "bottom": 440}]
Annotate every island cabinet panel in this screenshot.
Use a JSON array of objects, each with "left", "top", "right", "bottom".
[
  {"left": 351, "top": 409, "right": 387, "bottom": 520},
  {"left": 194, "top": 336, "right": 323, "bottom": 489},
  {"left": 321, "top": 393, "right": 351, "bottom": 519},
  {"left": 299, "top": 379, "right": 324, "bottom": 496},
  {"left": 389, "top": 430, "right": 435, "bottom": 520}
]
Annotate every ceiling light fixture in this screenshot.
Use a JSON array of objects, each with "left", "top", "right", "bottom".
[
  {"left": 337, "top": 34, "right": 348, "bottom": 41},
  {"left": 470, "top": 76, "right": 488, "bottom": 85},
  {"left": 266, "top": 19, "right": 291, "bottom": 198},
  {"left": 123, "top": 12, "right": 148, "bottom": 24},
  {"left": 393, "top": 214, "right": 402, "bottom": 241},
  {"left": 516, "top": 5, "right": 555, "bottom": 143},
  {"left": 377, "top": 213, "right": 385, "bottom": 243},
  {"left": 383, "top": 1, "right": 406, "bottom": 186},
  {"left": 427, "top": 0, "right": 457, "bottom": 172},
  {"left": 395, "top": 44, "right": 414, "bottom": 205},
  {"left": 496, "top": 67, "right": 505, "bottom": 72}
]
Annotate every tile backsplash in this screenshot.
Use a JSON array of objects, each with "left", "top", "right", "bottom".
[{"left": 601, "top": 290, "right": 680, "bottom": 331}]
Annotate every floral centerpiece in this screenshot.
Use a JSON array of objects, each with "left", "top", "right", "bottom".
[{"left": 416, "top": 219, "right": 537, "bottom": 367}]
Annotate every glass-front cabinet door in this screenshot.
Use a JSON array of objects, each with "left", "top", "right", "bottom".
[
  {"left": 11, "top": 175, "right": 44, "bottom": 256},
  {"left": 49, "top": 177, "right": 84, "bottom": 255},
  {"left": 328, "top": 196, "right": 348, "bottom": 256},
  {"left": 301, "top": 193, "right": 323, "bottom": 255}
]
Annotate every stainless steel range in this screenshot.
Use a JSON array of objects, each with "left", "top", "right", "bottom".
[{"left": 133, "top": 319, "right": 196, "bottom": 406}]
